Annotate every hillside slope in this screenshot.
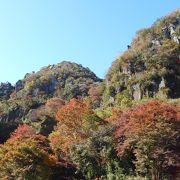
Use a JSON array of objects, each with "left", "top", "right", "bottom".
[
  {"left": 103, "top": 10, "right": 180, "bottom": 106},
  {"left": 15, "top": 61, "right": 101, "bottom": 100},
  {"left": 0, "top": 61, "right": 101, "bottom": 142}
]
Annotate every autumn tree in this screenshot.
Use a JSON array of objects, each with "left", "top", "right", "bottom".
[
  {"left": 7, "top": 124, "right": 52, "bottom": 153},
  {"left": 8, "top": 124, "right": 36, "bottom": 143},
  {"left": 49, "top": 98, "right": 102, "bottom": 155},
  {"left": 115, "top": 100, "right": 180, "bottom": 180},
  {"left": 0, "top": 138, "right": 55, "bottom": 179},
  {"left": 88, "top": 83, "right": 103, "bottom": 108},
  {"left": 1, "top": 124, "right": 82, "bottom": 179},
  {"left": 69, "top": 127, "right": 124, "bottom": 180}
]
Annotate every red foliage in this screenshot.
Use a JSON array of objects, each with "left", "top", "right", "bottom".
[
  {"left": 8, "top": 124, "right": 36, "bottom": 143},
  {"left": 56, "top": 98, "right": 94, "bottom": 130},
  {"left": 8, "top": 124, "right": 49, "bottom": 151},
  {"left": 115, "top": 100, "right": 180, "bottom": 156}
]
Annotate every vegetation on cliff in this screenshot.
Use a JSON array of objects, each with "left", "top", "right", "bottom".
[
  {"left": 103, "top": 10, "right": 180, "bottom": 107},
  {"left": 0, "top": 10, "right": 179, "bottom": 180}
]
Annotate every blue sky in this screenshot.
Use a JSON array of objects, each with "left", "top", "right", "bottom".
[{"left": 0, "top": 1, "right": 179, "bottom": 84}]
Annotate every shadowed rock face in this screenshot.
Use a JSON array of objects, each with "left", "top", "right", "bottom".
[
  {"left": 103, "top": 10, "right": 180, "bottom": 106},
  {"left": 0, "top": 123, "right": 18, "bottom": 143},
  {"left": 0, "top": 82, "right": 14, "bottom": 100}
]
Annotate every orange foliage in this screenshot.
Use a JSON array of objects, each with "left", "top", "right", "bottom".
[
  {"left": 106, "top": 108, "right": 123, "bottom": 124},
  {"left": 56, "top": 98, "right": 96, "bottom": 136},
  {"left": 8, "top": 124, "right": 36, "bottom": 143},
  {"left": 50, "top": 98, "right": 101, "bottom": 155}
]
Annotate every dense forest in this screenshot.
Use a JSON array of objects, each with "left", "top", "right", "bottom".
[{"left": 0, "top": 10, "right": 179, "bottom": 180}]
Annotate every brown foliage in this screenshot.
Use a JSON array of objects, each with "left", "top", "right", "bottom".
[
  {"left": 45, "top": 98, "right": 65, "bottom": 115},
  {"left": 7, "top": 124, "right": 50, "bottom": 152}
]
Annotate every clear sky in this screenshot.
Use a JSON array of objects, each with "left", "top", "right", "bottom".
[{"left": 0, "top": 0, "right": 179, "bottom": 84}]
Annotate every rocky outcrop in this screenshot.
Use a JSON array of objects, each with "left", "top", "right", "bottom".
[
  {"left": 15, "top": 61, "right": 102, "bottom": 100},
  {"left": 15, "top": 80, "right": 24, "bottom": 93},
  {"left": 0, "top": 97, "right": 44, "bottom": 142},
  {"left": 162, "top": 18, "right": 180, "bottom": 44},
  {"left": 0, "top": 82, "right": 14, "bottom": 100},
  {"left": 103, "top": 10, "right": 180, "bottom": 106},
  {"left": 132, "top": 84, "right": 141, "bottom": 100}
]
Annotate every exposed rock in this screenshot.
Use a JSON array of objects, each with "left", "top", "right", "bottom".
[
  {"left": 103, "top": 10, "right": 180, "bottom": 106},
  {"left": 132, "top": 84, "right": 142, "bottom": 100},
  {"left": 162, "top": 26, "right": 170, "bottom": 38},
  {"left": 168, "top": 21, "right": 180, "bottom": 44},
  {"left": 15, "top": 80, "right": 24, "bottom": 92},
  {"left": 159, "top": 77, "right": 166, "bottom": 89},
  {"left": 122, "top": 66, "right": 131, "bottom": 74},
  {"left": 169, "top": 23, "right": 176, "bottom": 35},
  {"left": 172, "top": 34, "right": 180, "bottom": 44},
  {"left": 0, "top": 82, "right": 14, "bottom": 100},
  {"left": 15, "top": 61, "right": 102, "bottom": 100},
  {"left": 161, "top": 15, "right": 180, "bottom": 44},
  {"left": 151, "top": 39, "right": 161, "bottom": 46},
  {"left": 109, "top": 96, "right": 115, "bottom": 104}
]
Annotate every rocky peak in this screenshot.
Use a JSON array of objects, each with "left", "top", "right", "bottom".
[
  {"left": 103, "top": 10, "right": 180, "bottom": 106},
  {"left": 14, "top": 61, "right": 102, "bottom": 100},
  {"left": 0, "top": 82, "right": 14, "bottom": 100}
]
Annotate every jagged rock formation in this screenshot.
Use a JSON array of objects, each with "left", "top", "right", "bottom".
[
  {"left": 0, "top": 82, "right": 14, "bottom": 100},
  {"left": 103, "top": 10, "right": 180, "bottom": 106},
  {"left": 15, "top": 61, "right": 101, "bottom": 100},
  {"left": 162, "top": 16, "right": 180, "bottom": 44}
]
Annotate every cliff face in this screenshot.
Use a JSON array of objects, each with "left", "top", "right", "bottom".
[{"left": 103, "top": 10, "right": 180, "bottom": 106}]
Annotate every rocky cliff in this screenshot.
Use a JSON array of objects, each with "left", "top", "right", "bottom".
[
  {"left": 103, "top": 10, "right": 180, "bottom": 106},
  {"left": 14, "top": 61, "right": 101, "bottom": 100}
]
